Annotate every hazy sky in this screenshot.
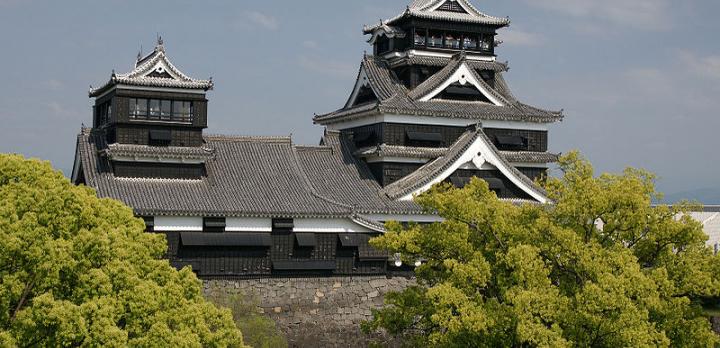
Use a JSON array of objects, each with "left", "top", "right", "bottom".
[{"left": 0, "top": 0, "right": 718, "bottom": 199}]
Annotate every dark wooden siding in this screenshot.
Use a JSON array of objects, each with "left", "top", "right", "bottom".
[
  {"left": 367, "top": 162, "right": 425, "bottom": 187},
  {"left": 483, "top": 128, "right": 548, "bottom": 152},
  {"left": 162, "top": 231, "right": 389, "bottom": 278},
  {"left": 345, "top": 123, "right": 467, "bottom": 148},
  {"left": 112, "top": 124, "right": 204, "bottom": 147},
  {"left": 446, "top": 169, "right": 533, "bottom": 200},
  {"left": 518, "top": 167, "right": 547, "bottom": 182}
]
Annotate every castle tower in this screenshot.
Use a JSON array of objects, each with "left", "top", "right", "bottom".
[
  {"left": 82, "top": 38, "right": 214, "bottom": 181},
  {"left": 315, "top": 0, "right": 562, "bottom": 201}
]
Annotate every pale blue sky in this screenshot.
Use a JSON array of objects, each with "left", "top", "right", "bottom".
[{"left": 0, "top": 0, "right": 718, "bottom": 201}]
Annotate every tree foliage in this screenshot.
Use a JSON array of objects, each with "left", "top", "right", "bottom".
[
  {"left": 363, "top": 152, "right": 720, "bottom": 347},
  {"left": 0, "top": 154, "right": 246, "bottom": 347}
]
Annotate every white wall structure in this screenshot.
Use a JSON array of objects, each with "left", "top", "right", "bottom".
[
  {"left": 293, "top": 218, "right": 375, "bottom": 233},
  {"left": 154, "top": 216, "right": 203, "bottom": 231},
  {"left": 225, "top": 217, "right": 273, "bottom": 232}
]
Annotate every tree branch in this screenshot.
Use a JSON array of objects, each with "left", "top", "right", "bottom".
[{"left": 10, "top": 274, "right": 36, "bottom": 323}]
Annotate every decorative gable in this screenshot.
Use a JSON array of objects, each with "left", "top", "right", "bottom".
[
  {"left": 89, "top": 38, "right": 213, "bottom": 97},
  {"left": 345, "top": 67, "right": 380, "bottom": 108},
  {"left": 435, "top": 0, "right": 468, "bottom": 13},
  {"left": 418, "top": 63, "right": 505, "bottom": 106}
]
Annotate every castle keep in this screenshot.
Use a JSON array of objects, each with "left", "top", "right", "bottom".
[{"left": 72, "top": 0, "right": 563, "bottom": 278}]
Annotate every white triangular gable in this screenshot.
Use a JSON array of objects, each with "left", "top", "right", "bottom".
[
  {"left": 119, "top": 49, "right": 195, "bottom": 83},
  {"left": 399, "top": 134, "right": 549, "bottom": 203},
  {"left": 418, "top": 63, "right": 505, "bottom": 106},
  {"left": 344, "top": 66, "right": 380, "bottom": 108}
]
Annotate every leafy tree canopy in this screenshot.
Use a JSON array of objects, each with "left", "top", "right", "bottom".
[
  {"left": 0, "top": 154, "right": 246, "bottom": 347},
  {"left": 363, "top": 152, "right": 720, "bottom": 347}
]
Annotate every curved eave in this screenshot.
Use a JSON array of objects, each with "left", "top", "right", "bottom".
[
  {"left": 363, "top": 10, "right": 510, "bottom": 35},
  {"left": 89, "top": 77, "right": 214, "bottom": 98},
  {"left": 314, "top": 103, "right": 562, "bottom": 125}
]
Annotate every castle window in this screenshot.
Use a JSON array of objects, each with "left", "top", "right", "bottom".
[
  {"left": 130, "top": 98, "right": 193, "bottom": 122},
  {"left": 428, "top": 31, "right": 443, "bottom": 47},
  {"left": 97, "top": 101, "right": 112, "bottom": 126},
  {"left": 414, "top": 29, "right": 426, "bottom": 46},
  {"left": 445, "top": 33, "right": 460, "bottom": 49},
  {"left": 160, "top": 100, "right": 172, "bottom": 118},
  {"left": 173, "top": 101, "right": 193, "bottom": 121},
  {"left": 149, "top": 99, "right": 161, "bottom": 119},
  {"left": 129, "top": 98, "right": 148, "bottom": 118},
  {"left": 463, "top": 36, "right": 478, "bottom": 50},
  {"left": 480, "top": 35, "right": 493, "bottom": 52},
  {"left": 376, "top": 37, "right": 390, "bottom": 54}
]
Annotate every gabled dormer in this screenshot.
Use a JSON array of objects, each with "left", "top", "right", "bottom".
[{"left": 89, "top": 37, "right": 213, "bottom": 148}]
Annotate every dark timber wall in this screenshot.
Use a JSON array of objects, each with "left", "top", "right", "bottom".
[
  {"left": 345, "top": 123, "right": 467, "bottom": 148},
  {"left": 163, "top": 232, "right": 390, "bottom": 278},
  {"left": 367, "top": 162, "right": 425, "bottom": 187},
  {"left": 447, "top": 169, "right": 533, "bottom": 200},
  {"left": 484, "top": 128, "right": 548, "bottom": 152}
]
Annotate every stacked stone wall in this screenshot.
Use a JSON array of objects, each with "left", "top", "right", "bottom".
[{"left": 205, "top": 276, "right": 414, "bottom": 347}]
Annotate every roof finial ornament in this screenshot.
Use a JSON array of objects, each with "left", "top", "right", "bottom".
[{"left": 156, "top": 33, "right": 165, "bottom": 52}]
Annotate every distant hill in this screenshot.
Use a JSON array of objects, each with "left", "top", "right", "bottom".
[{"left": 662, "top": 188, "right": 720, "bottom": 205}]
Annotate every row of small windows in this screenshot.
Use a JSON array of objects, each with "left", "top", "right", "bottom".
[
  {"left": 414, "top": 29, "right": 493, "bottom": 52},
  {"left": 129, "top": 98, "right": 194, "bottom": 123}
]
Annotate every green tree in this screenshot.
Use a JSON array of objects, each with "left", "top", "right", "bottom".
[
  {"left": 0, "top": 154, "right": 247, "bottom": 347},
  {"left": 363, "top": 152, "right": 720, "bottom": 347}
]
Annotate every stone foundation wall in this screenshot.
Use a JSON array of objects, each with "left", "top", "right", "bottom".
[{"left": 204, "top": 276, "right": 414, "bottom": 347}]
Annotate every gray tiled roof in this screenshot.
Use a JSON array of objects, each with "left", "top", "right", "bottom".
[
  {"left": 315, "top": 54, "right": 563, "bottom": 125},
  {"left": 89, "top": 42, "right": 213, "bottom": 97},
  {"left": 364, "top": 0, "right": 510, "bottom": 34},
  {"left": 77, "top": 129, "right": 351, "bottom": 218},
  {"left": 295, "top": 131, "right": 424, "bottom": 215},
  {"left": 76, "top": 128, "right": 423, "bottom": 218},
  {"left": 500, "top": 151, "right": 560, "bottom": 164},
  {"left": 355, "top": 144, "right": 448, "bottom": 159},
  {"left": 382, "top": 126, "right": 547, "bottom": 200}
]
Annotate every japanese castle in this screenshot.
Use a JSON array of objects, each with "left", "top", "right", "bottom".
[{"left": 72, "top": 0, "right": 563, "bottom": 277}]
